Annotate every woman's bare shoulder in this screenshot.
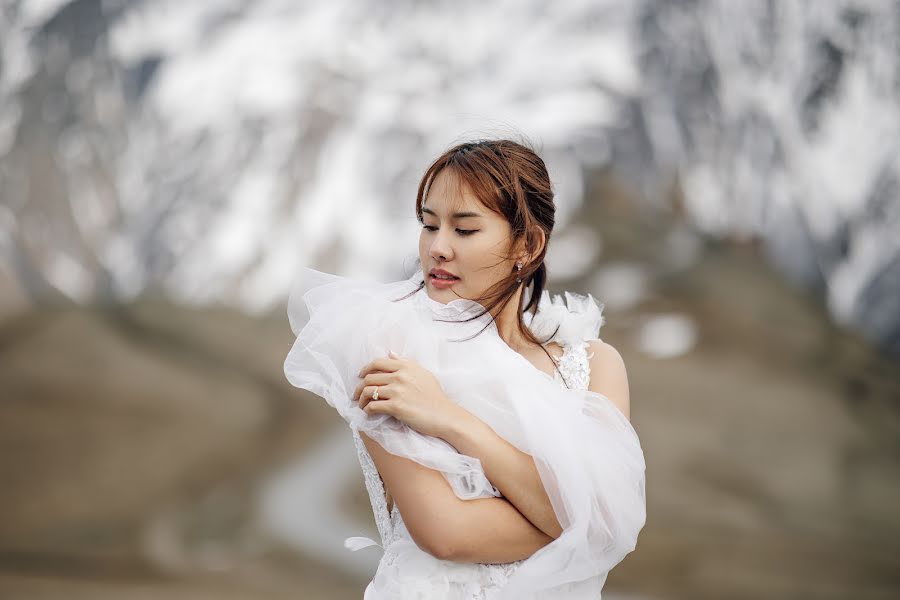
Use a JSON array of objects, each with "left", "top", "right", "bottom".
[{"left": 585, "top": 340, "right": 630, "bottom": 421}]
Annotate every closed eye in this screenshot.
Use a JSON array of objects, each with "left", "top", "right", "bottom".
[{"left": 422, "top": 225, "right": 479, "bottom": 236}]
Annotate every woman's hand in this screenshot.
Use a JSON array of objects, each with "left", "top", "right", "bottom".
[{"left": 353, "top": 350, "right": 464, "bottom": 440}]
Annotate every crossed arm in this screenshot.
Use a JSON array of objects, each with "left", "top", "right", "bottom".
[
  {"left": 359, "top": 431, "right": 554, "bottom": 563},
  {"left": 361, "top": 339, "right": 630, "bottom": 563}
]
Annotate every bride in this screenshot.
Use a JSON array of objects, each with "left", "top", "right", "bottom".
[{"left": 284, "top": 139, "right": 646, "bottom": 599}]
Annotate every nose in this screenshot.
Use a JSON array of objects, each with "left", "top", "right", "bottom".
[{"left": 429, "top": 227, "right": 453, "bottom": 262}]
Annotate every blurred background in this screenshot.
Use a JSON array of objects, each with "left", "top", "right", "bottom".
[{"left": 2, "top": 1, "right": 899, "bottom": 599}]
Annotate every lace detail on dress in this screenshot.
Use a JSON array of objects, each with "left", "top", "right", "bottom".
[
  {"left": 477, "top": 559, "right": 523, "bottom": 597},
  {"left": 350, "top": 427, "right": 393, "bottom": 549},
  {"left": 554, "top": 340, "right": 594, "bottom": 391}
]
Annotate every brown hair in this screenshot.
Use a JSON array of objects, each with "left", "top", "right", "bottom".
[{"left": 394, "top": 137, "right": 567, "bottom": 384}]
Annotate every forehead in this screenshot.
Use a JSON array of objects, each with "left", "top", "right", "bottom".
[{"left": 422, "top": 169, "right": 487, "bottom": 217}]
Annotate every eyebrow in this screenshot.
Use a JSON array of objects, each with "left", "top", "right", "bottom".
[{"left": 421, "top": 207, "right": 483, "bottom": 219}]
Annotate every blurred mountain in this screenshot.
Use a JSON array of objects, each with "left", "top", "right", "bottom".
[{"left": 2, "top": 0, "right": 898, "bottom": 356}]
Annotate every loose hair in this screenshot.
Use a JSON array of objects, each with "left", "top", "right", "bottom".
[{"left": 394, "top": 137, "right": 567, "bottom": 385}]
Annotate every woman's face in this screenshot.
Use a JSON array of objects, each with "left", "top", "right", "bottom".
[{"left": 418, "top": 169, "right": 520, "bottom": 305}]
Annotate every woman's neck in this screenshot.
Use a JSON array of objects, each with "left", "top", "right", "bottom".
[{"left": 492, "top": 286, "right": 533, "bottom": 352}]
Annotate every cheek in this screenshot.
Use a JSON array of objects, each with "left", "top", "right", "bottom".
[
  {"left": 466, "top": 239, "right": 506, "bottom": 274},
  {"left": 471, "top": 234, "right": 505, "bottom": 260}
]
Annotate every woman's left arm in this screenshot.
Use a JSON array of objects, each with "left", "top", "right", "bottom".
[
  {"left": 441, "top": 408, "right": 564, "bottom": 539},
  {"left": 355, "top": 341, "right": 630, "bottom": 542},
  {"left": 440, "top": 340, "right": 631, "bottom": 541}
]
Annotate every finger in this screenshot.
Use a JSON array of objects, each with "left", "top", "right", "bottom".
[
  {"left": 358, "top": 385, "right": 390, "bottom": 410},
  {"left": 352, "top": 379, "right": 368, "bottom": 403},
  {"left": 352, "top": 372, "right": 392, "bottom": 402},
  {"left": 366, "top": 371, "right": 393, "bottom": 386},
  {"left": 363, "top": 398, "right": 395, "bottom": 417},
  {"left": 359, "top": 357, "right": 403, "bottom": 378}
]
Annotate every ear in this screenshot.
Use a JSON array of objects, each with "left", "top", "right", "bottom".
[
  {"left": 534, "top": 229, "right": 546, "bottom": 259},
  {"left": 519, "top": 229, "right": 546, "bottom": 264}
]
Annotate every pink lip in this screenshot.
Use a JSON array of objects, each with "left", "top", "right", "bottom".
[
  {"left": 428, "top": 268, "right": 460, "bottom": 289},
  {"left": 430, "top": 275, "right": 458, "bottom": 289}
]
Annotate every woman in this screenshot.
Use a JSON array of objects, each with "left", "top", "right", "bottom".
[{"left": 285, "top": 139, "right": 646, "bottom": 599}]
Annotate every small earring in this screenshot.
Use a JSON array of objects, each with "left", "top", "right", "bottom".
[{"left": 516, "top": 261, "right": 523, "bottom": 283}]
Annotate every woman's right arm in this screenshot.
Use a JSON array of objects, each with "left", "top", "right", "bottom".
[{"left": 360, "top": 431, "right": 554, "bottom": 564}]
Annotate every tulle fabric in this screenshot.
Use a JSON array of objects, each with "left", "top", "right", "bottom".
[{"left": 284, "top": 267, "right": 647, "bottom": 599}]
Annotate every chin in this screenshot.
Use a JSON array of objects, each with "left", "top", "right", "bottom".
[
  {"left": 424, "top": 280, "right": 461, "bottom": 300},
  {"left": 424, "top": 289, "right": 449, "bottom": 304}
]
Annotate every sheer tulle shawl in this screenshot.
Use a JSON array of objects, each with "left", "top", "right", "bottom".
[{"left": 284, "top": 268, "right": 646, "bottom": 598}]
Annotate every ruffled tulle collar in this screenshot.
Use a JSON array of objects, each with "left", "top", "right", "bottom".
[
  {"left": 406, "top": 274, "right": 496, "bottom": 328},
  {"left": 527, "top": 289, "right": 605, "bottom": 345},
  {"left": 404, "top": 271, "right": 604, "bottom": 345},
  {"left": 423, "top": 295, "right": 492, "bottom": 321}
]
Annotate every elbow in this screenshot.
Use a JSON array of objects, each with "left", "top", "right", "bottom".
[
  {"left": 408, "top": 521, "right": 462, "bottom": 562},
  {"left": 417, "top": 531, "right": 459, "bottom": 562},
  {"left": 424, "top": 522, "right": 469, "bottom": 562},
  {"left": 427, "top": 538, "right": 459, "bottom": 562},
  {"left": 430, "top": 533, "right": 473, "bottom": 563}
]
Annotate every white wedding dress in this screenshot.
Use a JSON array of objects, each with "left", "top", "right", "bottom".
[
  {"left": 284, "top": 268, "right": 647, "bottom": 599},
  {"left": 351, "top": 341, "right": 596, "bottom": 599}
]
